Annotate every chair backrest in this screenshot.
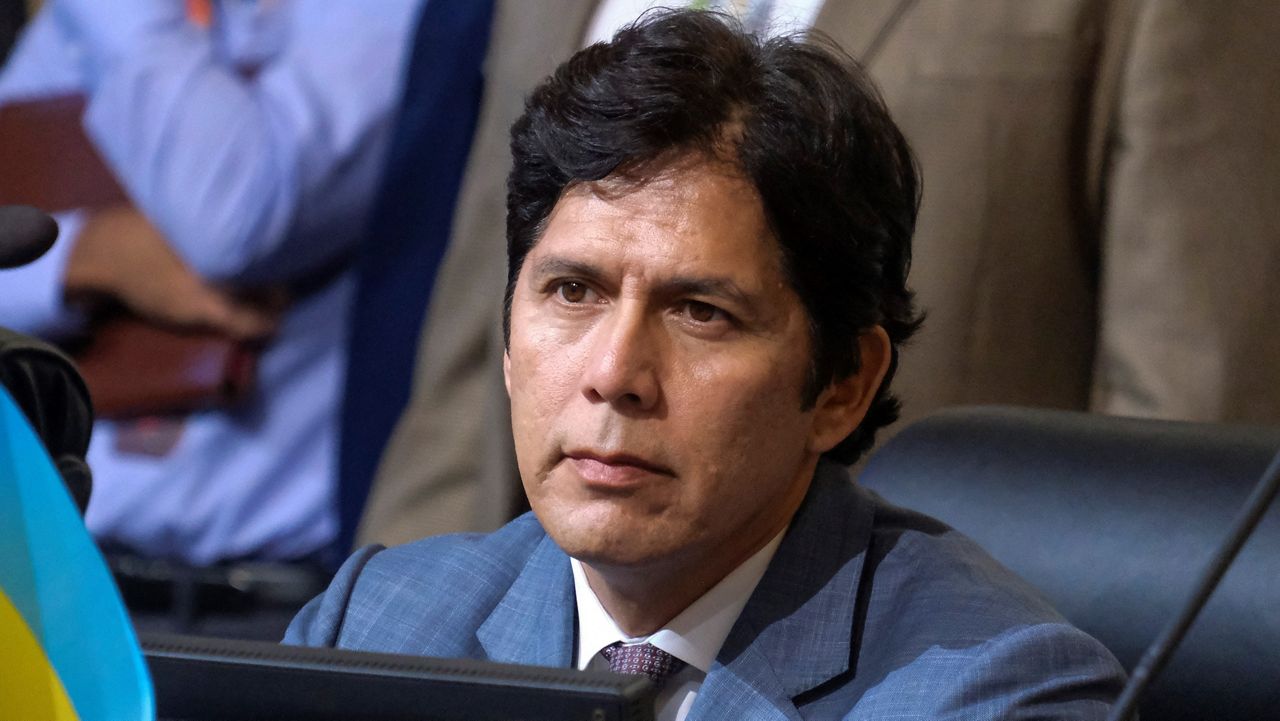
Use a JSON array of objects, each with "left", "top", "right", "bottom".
[{"left": 858, "top": 405, "right": 1280, "bottom": 721}]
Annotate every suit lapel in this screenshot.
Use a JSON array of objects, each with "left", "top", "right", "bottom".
[
  {"left": 476, "top": 533, "right": 576, "bottom": 667},
  {"left": 691, "top": 463, "right": 877, "bottom": 720}
]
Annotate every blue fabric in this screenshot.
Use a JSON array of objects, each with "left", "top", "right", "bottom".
[
  {"left": 0, "top": 0, "right": 422, "bottom": 564},
  {"left": 337, "top": 0, "right": 495, "bottom": 558},
  {"left": 0, "top": 387, "right": 153, "bottom": 720},
  {"left": 287, "top": 461, "right": 1127, "bottom": 719}
]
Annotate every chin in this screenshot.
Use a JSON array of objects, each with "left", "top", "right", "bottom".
[
  {"left": 532, "top": 486, "right": 686, "bottom": 560},
  {"left": 547, "top": 519, "right": 676, "bottom": 568}
]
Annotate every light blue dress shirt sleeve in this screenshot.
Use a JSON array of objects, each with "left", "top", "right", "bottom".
[
  {"left": 0, "top": 12, "right": 89, "bottom": 336},
  {"left": 0, "top": 7, "right": 84, "bottom": 99},
  {"left": 0, "top": 211, "right": 88, "bottom": 337},
  {"left": 1, "top": 0, "right": 427, "bottom": 564},
  {"left": 47, "top": 0, "right": 424, "bottom": 285}
]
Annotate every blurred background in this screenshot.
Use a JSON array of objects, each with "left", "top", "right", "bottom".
[{"left": 1, "top": 0, "right": 1277, "bottom": 643}]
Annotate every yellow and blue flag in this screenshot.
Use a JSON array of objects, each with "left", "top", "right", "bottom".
[{"left": 0, "top": 386, "right": 153, "bottom": 720}]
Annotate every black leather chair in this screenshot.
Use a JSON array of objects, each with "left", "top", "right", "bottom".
[
  {"left": 858, "top": 406, "right": 1280, "bottom": 721},
  {"left": 0, "top": 326, "right": 93, "bottom": 513}
]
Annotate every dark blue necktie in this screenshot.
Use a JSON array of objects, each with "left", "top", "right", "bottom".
[{"left": 335, "top": 0, "right": 495, "bottom": 559}]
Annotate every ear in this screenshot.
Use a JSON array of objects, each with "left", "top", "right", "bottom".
[
  {"left": 807, "top": 326, "right": 893, "bottom": 455},
  {"left": 503, "top": 349, "right": 513, "bottom": 398}
]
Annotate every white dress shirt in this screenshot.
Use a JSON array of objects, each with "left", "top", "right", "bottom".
[
  {"left": 572, "top": 529, "right": 785, "bottom": 721},
  {"left": 585, "top": 0, "right": 826, "bottom": 47}
]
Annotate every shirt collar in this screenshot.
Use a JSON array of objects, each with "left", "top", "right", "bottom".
[{"left": 571, "top": 528, "right": 786, "bottom": 673}]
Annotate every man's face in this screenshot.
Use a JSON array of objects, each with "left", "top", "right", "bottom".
[{"left": 504, "top": 160, "right": 831, "bottom": 577}]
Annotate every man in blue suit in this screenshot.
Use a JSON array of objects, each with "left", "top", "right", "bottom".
[{"left": 287, "top": 10, "right": 1126, "bottom": 719}]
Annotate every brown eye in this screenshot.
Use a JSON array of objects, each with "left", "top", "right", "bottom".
[
  {"left": 685, "top": 301, "right": 721, "bottom": 323},
  {"left": 557, "top": 281, "right": 589, "bottom": 303}
]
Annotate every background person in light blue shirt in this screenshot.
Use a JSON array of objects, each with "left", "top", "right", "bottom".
[{"left": 0, "top": 0, "right": 424, "bottom": 566}]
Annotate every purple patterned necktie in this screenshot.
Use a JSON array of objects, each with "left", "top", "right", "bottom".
[{"left": 600, "top": 642, "right": 688, "bottom": 688}]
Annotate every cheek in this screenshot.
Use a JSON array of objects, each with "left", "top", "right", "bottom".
[
  {"left": 509, "top": 339, "right": 577, "bottom": 488},
  {"left": 510, "top": 306, "right": 589, "bottom": 411},
  {"left": 674, "top": 353, "right": 812, "bottom": 471}
]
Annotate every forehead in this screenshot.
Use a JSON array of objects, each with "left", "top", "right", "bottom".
[{"left": 529, "top": 161, "right": 789, "bottom": 290}]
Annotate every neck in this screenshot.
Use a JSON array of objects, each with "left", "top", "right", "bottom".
[
  {"left": 581, "top": 514, "right": 790, "bottom": 638},
  {"left": 581, "top": 457, "right": 822, "bottom": 636}
]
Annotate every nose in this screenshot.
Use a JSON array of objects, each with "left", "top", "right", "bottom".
[{"left": 580, "top": 305, "right": 661, "bottom": 412}]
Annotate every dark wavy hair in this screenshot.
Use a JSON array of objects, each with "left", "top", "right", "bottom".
[{"left": 504, "top": 9, "right": 923, "bottom": 464}]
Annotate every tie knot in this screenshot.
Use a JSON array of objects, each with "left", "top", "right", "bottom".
[{"left": 600, "top": 642, "right": 687, "bottom": 687}]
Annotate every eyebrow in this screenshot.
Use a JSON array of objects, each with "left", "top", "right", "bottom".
[
  {"left": 528, "top": 255, "right": 757, "bottom": 310},
  {"left": 528, "top": 257, "right": 604, "bottom": 282}
]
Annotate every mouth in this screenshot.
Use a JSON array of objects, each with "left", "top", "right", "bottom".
[{"left": 561, "top": 449, "right": 674, "bottom": 488}]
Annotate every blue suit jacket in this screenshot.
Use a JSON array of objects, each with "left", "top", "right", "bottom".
[{"left": 286, "top": 462, "right": 1125, "bottom": 719}]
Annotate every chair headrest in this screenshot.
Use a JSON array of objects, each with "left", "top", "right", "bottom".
[{"left": 859, "top": 405, "right": 1280, "bottom": 721}]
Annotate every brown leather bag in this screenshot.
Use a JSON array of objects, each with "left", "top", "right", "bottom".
[
  {"left": 0, "top": 94, "right": 258, "bottom": 419},
  {"left": 71, "top": 316, "right": 258, "bottom": 418}
]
